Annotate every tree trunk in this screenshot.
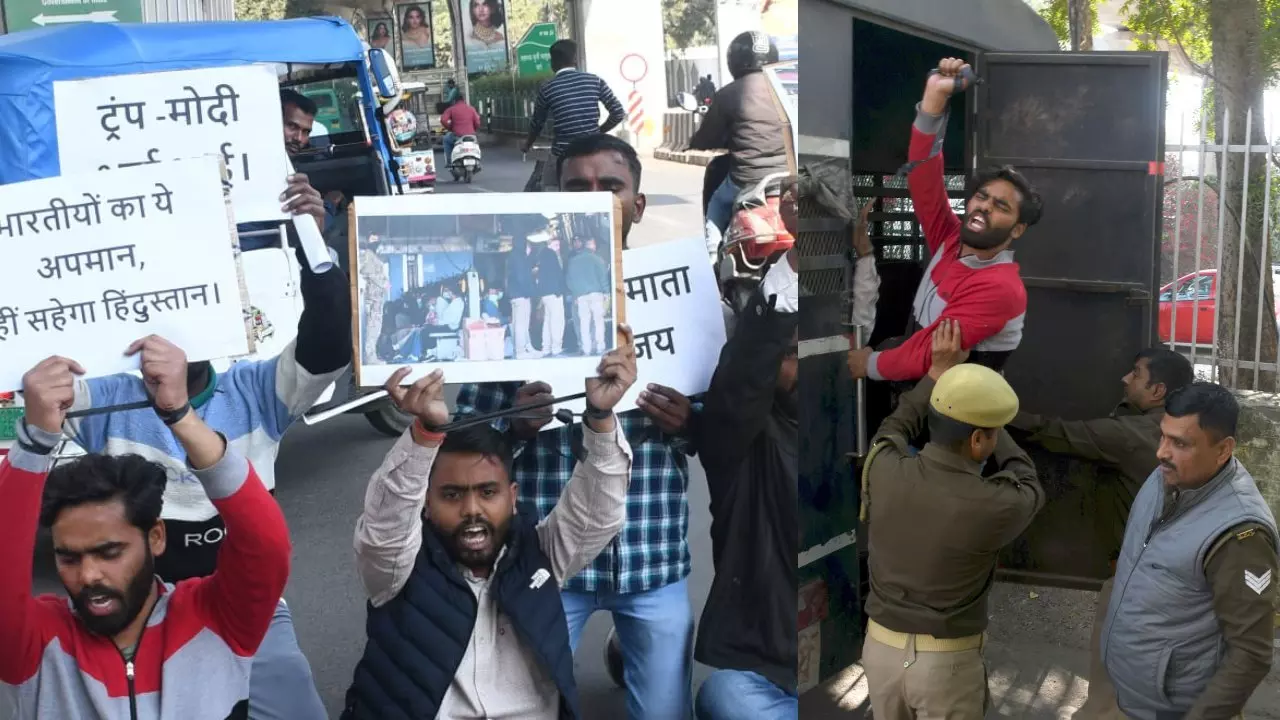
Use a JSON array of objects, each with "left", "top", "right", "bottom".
[
  {"left": 1208, "top": 0, "right": 1279, "bottom": 391},
  {"left": 1068, "top": 0, "right": 1094, "bottom": 51}
]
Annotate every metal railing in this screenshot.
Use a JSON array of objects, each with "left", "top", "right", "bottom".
[{"left": 1164, "top": 107, "right": 1280, "bottom": 391}]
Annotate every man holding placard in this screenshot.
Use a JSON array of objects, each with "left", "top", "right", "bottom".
[
  {"left": 0, "top": 351, "right": 291, "bottom": 720},
  {"left": 62, "top": 182, "right": 349, "bottom": 718},
  {"left": 456, "top": 135, "right": 702, "bottom": 719}
]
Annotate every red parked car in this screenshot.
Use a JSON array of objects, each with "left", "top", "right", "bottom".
[{"left": 1159, "top": 268, "right": 1280, "bottom": 344}]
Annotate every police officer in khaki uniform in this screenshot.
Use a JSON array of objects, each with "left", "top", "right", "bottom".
[
  {"left": 1006, "top": 346, "right": 1193, "bottom": 720},
  {"left": 860, "top": 319, "right": 1044, "bottom": 719},
  {"left": 358, "top": 234, "right": 388, "bottom": 362}
]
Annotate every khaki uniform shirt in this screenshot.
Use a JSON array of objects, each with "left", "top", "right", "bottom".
[
  {"left": 862, "top": 377, "right": 1045, "bottom": 638},
  {"left": 1010, "top": 403, "right": 1163, "bottom": 565}
]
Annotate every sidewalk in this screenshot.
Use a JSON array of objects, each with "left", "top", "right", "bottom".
[{"left": 800, "top": 583, "right": 1280, "bottom": 719}]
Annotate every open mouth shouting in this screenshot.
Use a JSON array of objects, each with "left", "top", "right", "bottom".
[
  {"left": 966, "top": 211, "right": 988, "bottom": 233},
  {"left": 456, "top": 522, "right": 493, "bottom": 553}
]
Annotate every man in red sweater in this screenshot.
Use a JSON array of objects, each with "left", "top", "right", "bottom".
[
  {"left": 847, "top": 57, "right": 1043, "bottom": 383},
  {"left": 440, "top": 95, "right": 482, "bottom": 174},
  {"left": 0, "top": 342, "right": 291, "bottom": 719}
]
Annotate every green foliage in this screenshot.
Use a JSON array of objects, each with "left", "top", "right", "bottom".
[
  {"left": 1122, "top": 0, "right": 1280, "bottom": 87},
  {"left": 235, "top": 0, "right": 285, "bottom": 20},
  {"left": 663, "top": 0, "right": 716, "bottom": 50},
  {"left": 469, "top": 70, "right": 551, "bottom": 96},
  {"left": 1036, "top": 0, "right": 1102, "bottom": 48},
  {"left": 434, "top": 2, "right": 455, "bottom": 68}
]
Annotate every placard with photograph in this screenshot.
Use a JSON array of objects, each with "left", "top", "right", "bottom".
[
  {"left": 367, "top": 15, "right": 395, "bottom": 52},
  {"left": 395, "top": 2, "right": 436, "bottom": 70},
  {"left": 350, "top": 192, "right": 622, "bottom": 386},
  {"left": 461, "top": 0, "right": 510, "bottom": 74}
]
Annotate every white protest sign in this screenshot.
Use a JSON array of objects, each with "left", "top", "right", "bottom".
[
  {"left": 538, "top": 237, "right": 727, "bottom": 430},
  {"left": 53, "top": 64, "right": 290, "bottom": 223},
  {"left": 0, "top": 156, "right": 251, "bottom": 392}
]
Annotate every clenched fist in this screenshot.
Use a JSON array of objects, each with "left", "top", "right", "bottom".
[
  {"left": 21, "top": 356, "right": 84, "bottom": 435},
  {"left": 385, "top": 367, "right": 451, "bottom": 430},
  {"left": 126, "top": 335, "right": 189, "bottom": 412}
]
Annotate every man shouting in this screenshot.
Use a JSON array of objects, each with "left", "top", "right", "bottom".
[{"left": 848, "top": 57, "right": 1043, "bottom": 383}]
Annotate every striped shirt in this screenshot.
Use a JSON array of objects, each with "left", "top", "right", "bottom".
[
  {"left": 456, "top": 381, "right": 696, "bottom": 594},
  {"left": 529, "top": 68, "right": 626, "bottom": 156}
]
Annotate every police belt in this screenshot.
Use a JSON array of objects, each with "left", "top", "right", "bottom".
[{"left": 867, "top": 619, "right": 983, "bottom": 652}]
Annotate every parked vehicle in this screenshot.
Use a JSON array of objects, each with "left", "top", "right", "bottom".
[
  {"left": 1159, "top": 268, "right": 1280, "bottom": 345},
  {"left": 0, "top": 17, "right": 415, "bottom": 440}
]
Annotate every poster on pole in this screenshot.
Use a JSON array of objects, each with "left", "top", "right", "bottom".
[
  {"left": 395, "top": 3, "right": 437, "bottom": 70},
  {"left": 537, "top": 236, "right": 728, "bottom": 430},
  {"left": 51, "top": 64, "right": 291, "bottom": 224},
  {"left": 461, "top": 0, "right": 510, "bottom": 74},
  {"left": 350, "top": 192, "right": 622, "bottom": 387},
  {"left": 367, "top": 14, "right": 396, "bottom": 51},
  {"left": 0, "top": 156, "right": 251, "bottom": 392}
]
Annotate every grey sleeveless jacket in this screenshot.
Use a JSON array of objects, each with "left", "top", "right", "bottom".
[{"left": 1100, "top": 458, "right": 1277, "bottom": 719}]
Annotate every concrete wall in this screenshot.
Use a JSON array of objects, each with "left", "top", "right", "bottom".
[{"left": 1235, "top": 391, "right": 1280, "bottom": 525}]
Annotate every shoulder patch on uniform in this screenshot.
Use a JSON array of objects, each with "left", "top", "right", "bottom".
[
  {"left": 1244, "top": 569, "right": 1272, "bottom": 595},
  {"left": 1235, "top": 528, "right": 1257, "bottom": 541}
]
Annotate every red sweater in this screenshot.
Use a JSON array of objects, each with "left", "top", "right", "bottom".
[
  {"left": 867, "top": 122, "right": 1027, "bottom": 382},
  {"left": 0, "top": 443, "right": 291, "bottom": 719},
  {"left": 441, "top": 103, "right": 482, "bottom": 137}
]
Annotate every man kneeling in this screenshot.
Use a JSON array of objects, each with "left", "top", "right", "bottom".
[
  {"left": 341, "top": 328, "right": 639, "bottom": 719},
  {"left": 0, "top": 353, "right": 291, "bottom": 718}
]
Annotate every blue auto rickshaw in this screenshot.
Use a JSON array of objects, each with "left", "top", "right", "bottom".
[{"left": 0, "top": 17, "right": 418, "bottom": 436}]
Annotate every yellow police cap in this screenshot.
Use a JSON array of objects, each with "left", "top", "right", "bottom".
[{"left": 930, "top": 364, "right": 1019, "bottom": 427}]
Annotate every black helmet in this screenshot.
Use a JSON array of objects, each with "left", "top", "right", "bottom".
[{"left": 727, "top": 31, "right": 778, "bottom": 79}]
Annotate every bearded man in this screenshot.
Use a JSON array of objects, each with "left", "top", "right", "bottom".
[{"left": 847, "top": 56, "right": 1043, "bottom": 383}]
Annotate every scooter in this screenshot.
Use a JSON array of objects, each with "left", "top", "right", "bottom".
[{"left": 449, "top": 134, "right": 483, "bottom": 183}]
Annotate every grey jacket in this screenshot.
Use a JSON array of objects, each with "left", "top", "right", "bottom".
[{"left": 1100, "top": 458, "right": 1277, "bottom": 718}]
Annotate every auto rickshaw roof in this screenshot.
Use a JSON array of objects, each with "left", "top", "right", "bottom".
[
  {"left": 0, "top": 16, "right": 369, "bottom": 184},
  {"left": 834, "top": 0, "right": 1061, "bottom": 52}
]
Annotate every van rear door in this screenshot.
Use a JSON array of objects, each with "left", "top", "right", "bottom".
[{"left": 974, "top": 51, "right": 1169, "bottom": 587}]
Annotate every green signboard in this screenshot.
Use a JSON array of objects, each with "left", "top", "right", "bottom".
[
  {"left": 515, "top": 22, "right": 557, "bottom": 76},
  {"left": 2, "top": 0, "right": 141, "bottom": 32}
]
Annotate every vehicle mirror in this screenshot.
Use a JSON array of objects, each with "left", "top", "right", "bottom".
[
  {"left": 676, "top": 92, "right": 698, "bottom": 112},
  {"left": 368, "top": 48, "right": 402, "bottom": 101}
]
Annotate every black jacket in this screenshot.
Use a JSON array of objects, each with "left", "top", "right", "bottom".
[
  {"left": 687, "top": 71, "right": 790, "bottom": 189},
  {"left": 692, "top": 288, "right": 798, "bottom": 693}
]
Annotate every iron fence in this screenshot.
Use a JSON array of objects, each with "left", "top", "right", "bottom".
[{"left": 1164, "top": 107, "right": 1280, "bottom": 392}]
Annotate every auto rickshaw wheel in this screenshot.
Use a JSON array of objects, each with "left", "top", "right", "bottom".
[{"left": 365, "top": 400, "right": 413, "bottom": 437}]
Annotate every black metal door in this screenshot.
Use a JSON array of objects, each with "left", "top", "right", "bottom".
[{"left": 975, "top": 51, "right": 1168, "bottom": 586}]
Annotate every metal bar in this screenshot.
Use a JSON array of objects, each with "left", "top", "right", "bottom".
[
  {"left": 1190, "top": 111, "right": 1209, "bottom": 367},
  {"left": 978, "top": 157, "right": 1153, "bottom": 172},
  {"left": 438, "top": 392, "right": 589, "bottom": 432},
  {"left": 1231, "top": 108, "right": 1254, "bottom": 387},
  {"left": 855, "top": 325, "right": 867, "bottom": 458},
  {"left": 1212, "top": 108, "right": 1230, "bottom": 381},
  {"left": 1169, "top": 114, "right": 1186, "bottom": 351},
  {"left": 1254, "top": 119, "right": 1274, "bottom": 389},
  {"left": 1020, "top": 277, "right": 1150, "bottom": 295},
  {"left": 301, "top": 390, "right": 388, "bottom": 426},
  {"left": 1166, "top": 143, "right": 1279, "bottom": 153}
]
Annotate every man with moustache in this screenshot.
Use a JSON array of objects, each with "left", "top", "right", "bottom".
[
  {"left": 1007, "top": 348, "right": 1192, "bottom": 719},
  {"left": 0, "top": 350, "right": 291, "bottom": 719},
  {"left": 1101, "top": 382, "right": 1277, "bottom": 720},
  {"left": 62, "top": 203, "right": 348, "bottom": 718},
  {"left": 456, "top": 134, "right": 702, "bottom": 720},
  {"left": 847, "top": 57, "right": 1043, "bottom": 382},
  {"left": 691, "top": 235, "right": 799, "bottom": 719},
  {"left": 340, "top": 332, "right": 638, "bottom": 719}
]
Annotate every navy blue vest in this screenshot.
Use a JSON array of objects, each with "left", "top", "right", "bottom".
[{"left": 341, "top": 504, "right": 579, "bottom": 719}]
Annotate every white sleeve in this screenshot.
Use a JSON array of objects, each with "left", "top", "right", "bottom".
[{"left": 760, "top": 257, "right": 798, "bottom": 314}]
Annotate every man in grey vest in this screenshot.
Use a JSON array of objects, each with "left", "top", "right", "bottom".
[{"left": 1101, "top": 382, "right": 1278, "bottom": 719}]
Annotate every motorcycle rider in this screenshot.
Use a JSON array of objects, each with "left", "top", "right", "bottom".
[
  {"left": 439, "top": 92, "right": 482, "bottom": 180},
  {"left": 688, "top": 31, "right": 792, "bottom": 256}
]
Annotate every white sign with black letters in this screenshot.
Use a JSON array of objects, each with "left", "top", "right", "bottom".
[
  {"left": 52, "top": 64, "right": 290, "bottom": 223},
  {"left": 0, "top": 157, "right": 251, "bottom": 391},
  {"left": 539, "top": 237, "right": 727, "bottom": 430}
]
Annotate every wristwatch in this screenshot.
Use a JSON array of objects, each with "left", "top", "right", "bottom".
[
  {"left": 154, "top": 402, "right": 191, "bottom": 426},
  {"left": 583, "top": 402, "right": 612, "bottom": 422}
]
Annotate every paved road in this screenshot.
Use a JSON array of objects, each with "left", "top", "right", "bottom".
[{"left": 33, "top": 145, "right": 713, "bottom": 718}]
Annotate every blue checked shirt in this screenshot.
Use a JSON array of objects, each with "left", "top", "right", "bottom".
[{"left": 456, "top": 381, "right": 697, "bottom": 595}]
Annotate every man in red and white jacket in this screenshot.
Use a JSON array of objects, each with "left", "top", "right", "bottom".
[
  {"left": 0, "top": 342, "right": 291, "bottom": 719},
  {"left": 847, "top": 57, "right": 1043, "bottom": 383}
]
